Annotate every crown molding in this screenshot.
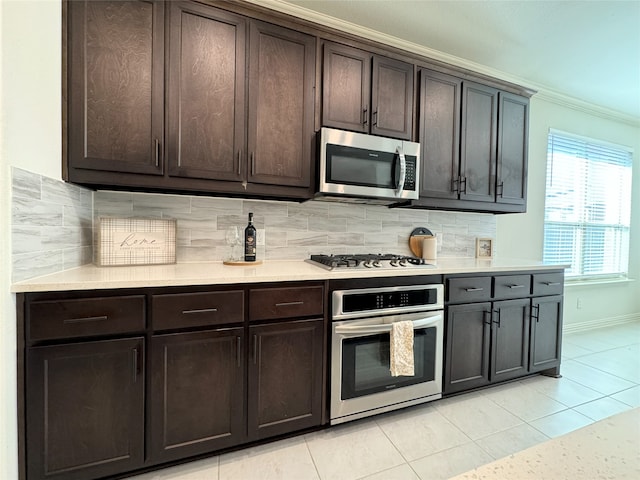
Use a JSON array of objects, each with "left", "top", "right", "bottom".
[{"left": 247, "top": 0, "right": 640, "bottom": 128}]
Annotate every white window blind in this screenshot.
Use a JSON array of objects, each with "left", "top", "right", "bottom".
[{"left": 543, "top": 129, "right": 633, "bottom": 280}]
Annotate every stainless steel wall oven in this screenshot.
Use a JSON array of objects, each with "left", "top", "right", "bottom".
[{"left": 329, "top": 280, "right": 444, "bottom": 425}]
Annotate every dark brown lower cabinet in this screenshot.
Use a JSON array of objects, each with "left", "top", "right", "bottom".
[
  {"left": 445, "top": 303, "right": 491, "bottom": 394},
  {"left": 26, "top": 337, "right": 145, "bottom": 480},
  {"left": 444, "top": 273, "right": 564, "bottom": 396},
  {"left": 530, "top": 295, "right": 563, "bottom": 373},
  {"left": 149, "top": 327, "right": 245, "bottom": 464},
  {"left": 491, "top": 298, "right": 531, "bottom": 383},
  {"left": 248, "top": 318, "right": 324, "bottom": 440}
]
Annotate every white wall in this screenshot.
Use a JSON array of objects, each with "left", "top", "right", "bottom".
[
  {"left": 497, "top": 97, "right": 640, "bottom": 328},
  {"left": 1, "top": 1, "right": 62, "bottom": 477}
]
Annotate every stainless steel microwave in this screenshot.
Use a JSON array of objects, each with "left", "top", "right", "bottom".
[{"left": 316, "top": 127, "right": 420, "bottom": 205}]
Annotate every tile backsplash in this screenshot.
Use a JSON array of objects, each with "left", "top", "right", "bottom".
[
  {"left": 11, "top": 168, "right": 497, "bottom": 282},
  {"left": 11, "top": 168, "right": 93, "bottom": 282},
  {"left": 94, "top": 191, "right": 496, "bottom": 263}
]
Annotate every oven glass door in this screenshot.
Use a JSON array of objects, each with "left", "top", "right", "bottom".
[
  {"left": 326, "top": 143, "right": 399, "bottom": 189},
  {"left": 341, "top": 326, "right": 436, "bottom": 400}
]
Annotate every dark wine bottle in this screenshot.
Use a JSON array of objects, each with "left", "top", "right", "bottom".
[{"left": 244, "top": 212, "right": 256, "bottom": 262}]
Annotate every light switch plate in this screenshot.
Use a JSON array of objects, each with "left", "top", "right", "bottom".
[{"left": 257, "top": 229, "right": 265, "bottom": 246}]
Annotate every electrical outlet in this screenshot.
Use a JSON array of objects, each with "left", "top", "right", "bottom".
[
  {"left": 576, "top": 297, "right": 582, "bottom": 309},
  {"left": 256, "top": 229, "right": 265, "bottom": 246}
]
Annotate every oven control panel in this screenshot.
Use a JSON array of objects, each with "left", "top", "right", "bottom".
[{"left": 332, "top": 284, "right": 444, "bottom": 320}]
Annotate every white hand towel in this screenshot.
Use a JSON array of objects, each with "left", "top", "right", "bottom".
[{"left": 390, "top": 320, "right": 414, "bottom": 377}]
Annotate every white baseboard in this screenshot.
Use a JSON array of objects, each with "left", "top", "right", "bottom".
[{"left": 563, "top": 313, "right": 640, "bottom": 334}]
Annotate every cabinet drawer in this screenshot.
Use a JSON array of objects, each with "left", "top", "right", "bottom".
[
  {"left": 532, "top": 272, "right": 564, "bottom": 296},
  {"left": 447, "top": 277, "right": 491, "bottom": 303},
  {"left": 152, "top": 290, "right": 244, "bottom": 330},
  {"left": 28, "top": 295, "right": 146, "bottom": 341},
  {"left": 249, "top": 286, "right": 324, "bottom": 321},
  {"left": 494, "top": 275, "right": 531, "bottom": 299}
]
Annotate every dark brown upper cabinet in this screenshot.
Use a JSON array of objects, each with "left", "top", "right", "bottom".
[
  {"left": 246, "top": 21, "right": 316, "bottom": 188},
  {"left": 66, "top": 0, "right": 165, "bottom": 176},
  {"left": 496, "top": 92, "right": 529, "bottom": 207},
  {"left": 416, "top": 70, "right": 461, "bottom": 200},
  {"left": 322, "top": 41, "right": 414, "bottom": 140},
  {"left": 166, "top": 2, "right": 246, "bottom": 183},
  {"left": 65, "top": 0, "right": 316, "bottom": 200},
  {"left": 412, "top": 68, "right": 529, "bottom": 213}
]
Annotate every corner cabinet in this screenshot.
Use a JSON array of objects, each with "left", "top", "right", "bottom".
[
  {"left": 66, "top": 0, "right": 165, "bottom": 177},
  {"left": 23, "top": 293, "right": 147, "bottom": 480},
  {"left": 19, "top": 282, "right": 326, "bottom": 480},
  {"left": 322, "top": 41, "right": 414, "bottom": 140},
  {"left": 444, "top": 271, "right": 563, "bottom": 395},
  {"left": 65, "top": 0, "right": 316, "bottom": 200},
  {"left": 412, "top": 68, "right": 529, "bottom": 213}
]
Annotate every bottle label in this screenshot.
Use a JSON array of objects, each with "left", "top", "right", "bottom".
[{"left": 245, "top": 236, "right": 255, "bottom": 255}]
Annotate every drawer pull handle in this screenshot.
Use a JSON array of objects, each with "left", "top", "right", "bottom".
[
  {"left": 275, "top": 301, "right": 304, "bottom": 307},
  {"left": 464, "top": 287, "right": 483, "bottom": 292},
  {"left": 543, "top": 282, "right": 561, "bottom": 286},
  {"left": 63, "top": 315, "right": 108, "bottom": 324},
  {"left": 508, "top": 285, "right": 526, "bottom": 289},
  {"left": 182, "top": 308, "right": 218, "bottom": 315},
  {"left": 236, "top": 336, "right": 242, "bottom": 368}
]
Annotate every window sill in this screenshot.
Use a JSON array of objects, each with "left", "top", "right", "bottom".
[{"left": 565, "top": 278, "right": 636, "bottom": 288}]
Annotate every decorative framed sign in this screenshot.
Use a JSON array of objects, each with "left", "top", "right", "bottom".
[
  {"left": 476, "top": 238, "right": 494, "bottom": 259},
  {"left": 96, "top": 217, "right": 177, "bottom": 266}
]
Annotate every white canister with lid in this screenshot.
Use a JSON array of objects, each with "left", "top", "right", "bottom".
[{"left": 421, "top": 235, "right": 437, "bottom": 261}]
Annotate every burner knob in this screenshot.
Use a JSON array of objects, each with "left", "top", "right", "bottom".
[
  {"left": 390, "top": 260, "right": 398, "bottom": 267},
  {"left": 399, "top": 259, "right": 408, "bottom": 267},
  {"left": 363, "top": 261, "right": 373, "bottom": 268},
  {"left": 372, "top": 260, "right": 382, "bottom": 268}
]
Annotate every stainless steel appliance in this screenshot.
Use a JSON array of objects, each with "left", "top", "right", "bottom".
[
  {"left": 307, "top": 253, "right": 434, "bottom": 271},
  {"left": 330, "top": 283, "right": 444, "bottom": 425},
  {"left": 316, "top": 127, "right": 420, "bottom": 204}
]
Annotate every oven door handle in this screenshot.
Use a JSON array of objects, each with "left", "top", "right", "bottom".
[{"left": 334, "top": 313, "right": 442, "bottom": 336}]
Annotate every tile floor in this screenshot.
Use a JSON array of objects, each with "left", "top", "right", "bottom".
[{"left": 129, "top": 321, "right": 640, "bottom": 480}]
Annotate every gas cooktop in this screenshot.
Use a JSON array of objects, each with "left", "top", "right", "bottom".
[{"left": 306, "top": 253, "right": 434, "bottom": 271}]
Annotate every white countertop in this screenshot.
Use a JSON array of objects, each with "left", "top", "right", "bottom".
[{"left": 11, "top": 258, "right": 567, "bottom": 293}]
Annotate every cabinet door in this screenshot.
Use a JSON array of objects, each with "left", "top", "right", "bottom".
[
  {"left": 166, "top": 2, "right": 246, "bottom": 182},
  {"left": 492, "top": 298, "right": 530, "bottom": 382},
  {"left": 460, "top": 82, "right": 498, "bottom": 203},
  {"left": 530, "top": 296, "right": 563, "bottom": 373},
  {"left": 67, "top": 1, "right": 164, "bottom": 176},
  {"left": 322, "top": 42, "right": 371, "bottom": 133},
  {"left": 248, "top": 318, "right": 324, "bottom": 440},
  {"left": 149, "top": 328, "right": 245, "bottom": 463},
  {"left": 371, "top": 55, "right": 414, "bottom": 140},
  {"left": 444, "top": 303, "right": 491, "bottom": 394},
  {"left": 247, "top": 21, "right": 315, "bottom": 187},
  {"left": 497, "top": 92, "right": 529, "bottom": 208},
  {"left": 26, "top": 338, "right": 144, "bottom": 480},
  {"left": 418, "top": 70, "right": 461, "bottom": 200}
]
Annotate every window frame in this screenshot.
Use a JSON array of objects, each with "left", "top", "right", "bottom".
[{"left": 543, "top": 129, "right": 633, "bottom": 282}]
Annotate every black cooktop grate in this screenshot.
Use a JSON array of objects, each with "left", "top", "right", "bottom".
[{"left": 309, "top": 253, "right": 429, "bottom": 269}]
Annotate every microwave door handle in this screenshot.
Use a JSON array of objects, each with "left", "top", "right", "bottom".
[
  {"left": 395, "top": 145, "right": 406, "bottom": 196},
  {"left": 334, "top": 313, "right": 442, "bottom": 336}
]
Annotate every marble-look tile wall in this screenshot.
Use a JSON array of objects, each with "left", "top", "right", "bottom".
[
  {"left": 10, "top": 168, "right": 497, "bottom": 282},
  {"left": 11, "top": 168, "right": 93, "bottom": 282},
  {"left": 94, "top": 190, "right": 497, "bottom": 263}
]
